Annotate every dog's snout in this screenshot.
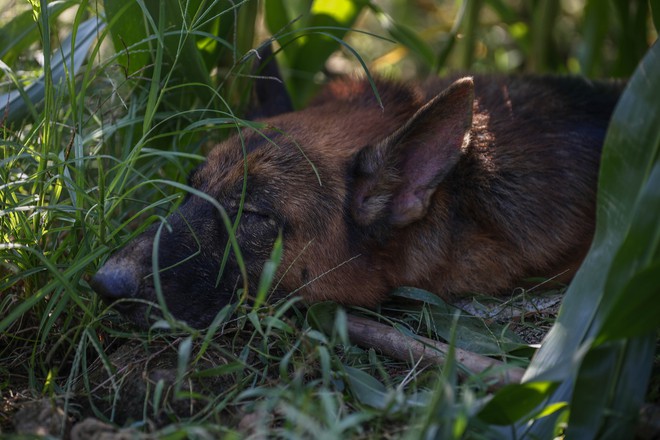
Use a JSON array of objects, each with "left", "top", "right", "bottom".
[{"left": 90, "top": 262, "right": 139, "bottom": 307}]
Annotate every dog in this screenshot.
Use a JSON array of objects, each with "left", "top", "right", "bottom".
[{"left": 91, "top": 58, "right": 622, "bottom": 328}]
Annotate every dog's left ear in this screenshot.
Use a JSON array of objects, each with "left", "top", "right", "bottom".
[
  {"left": 248, "top": 44, "right": 294, "bottom": 118},
  {"left": 352, "top": 77, "right": 474, "bottom": 227}
]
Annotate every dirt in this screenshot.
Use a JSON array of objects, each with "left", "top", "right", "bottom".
[{"left": 6, "top": 336, "right": 242, "bottom": 439}]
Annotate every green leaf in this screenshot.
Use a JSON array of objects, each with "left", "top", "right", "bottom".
[
  {"left": 0, "top": 17, "right": 104, "bottom": 124},
  {"left": 478, "top": 381, "right": 558, "bottom": 425},
  {"left": 519, "top": 39, "right": 660, "bottom": 439},
  {"left": 192, "top": 361, "right": 245, "bottom": 378},
  {"left": 174, "top": 336, "right": 193, "bottom": 394},
  {"left": 264, "top": 0, "right": 296, "bottom": 39},
  {"left": 392, "top": 287, "right": 527, "bottom": 356},
  {"left": 564, "top": 344, "right": 620, "bottom": 437},
  {"left": 344, "top": 365, "right": 391, "bottom": 410},
  {"left": 103, "top": 0, "right": 150, "bottom": 76},
  {"left": 598, "top": 262, "right": 660, "bottom": 341},
  {"left": 306, "top": 301, "right": 339, "bottom": 336},
  {"left": 579, "top": 0, "right": 610, "bottom": 76},
  {"left": 157, "top": 0, "right": 213, "bottom": 92},
  {"left": 367, "top": 5, "right": 435, "bottom": 68},
  {"left": 0, "top": 2, "right": 71, "bottom": 63},
  {"left": 266, "top": 0, "right": 369, "bottom": 107},
  {"left": 565, "top": 338, "right": 654, "bottom": 440},
  {"left": 254, "top": 232, "right": 283, "bottom": 309}
]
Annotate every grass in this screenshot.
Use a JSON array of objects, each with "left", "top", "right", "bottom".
[{"left": 1, "top": 0, "right": 659, "bottom": 438}]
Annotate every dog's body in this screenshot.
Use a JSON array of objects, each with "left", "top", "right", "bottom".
[{"left": 92, "top": 72, "right": 622, "bottom": 328}]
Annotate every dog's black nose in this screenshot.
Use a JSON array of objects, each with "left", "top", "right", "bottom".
[{"left": 90, "top": 263, "right": 139, "bottom": 307}]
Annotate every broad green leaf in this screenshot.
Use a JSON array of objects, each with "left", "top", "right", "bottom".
[
  {"left": 595, "top": 159, "right": 660, "bottom": 342},
  {"left": 264, "top": 0, "right": 296, "bottom": 40},
  {"left": 523, "top": 42, "right": 660, "bottom": 383},
  {"left": 103, "top": 0, "right": 150, "bottom": 76},
  {"left": 158, "top": 0, "right": 213, "bottom": 91},
  {"left": 579, "top": 0, "right": 610, "bottom": 76},
  {"left": 564, "top": 344, "right": 620, "bottom": 437},
  {"left": 266, "top": 0, "right": 312, "bottom": 35},
  {"left": 478, "top": 381, "right": 558, "bottom": 425},
  {"left": 235, "top": 0, "right": 259, "bottom": 59},
  {"left": 306, "top": 301, "right": 339, "bottom": 336},
  {"left": 265, "top": 0, "right": 369, "bottom": 107},
  {"left": 597, "top": 263, "right": 660, "bottom": 341},
  {"left": 343, "top": 365, "right": 391, "bottom": 410},
  {"left": 104, "top": 0, "right": 235, "bottom": 112},
  {"left": 533, "top": 401, "right": 568, "bottom": 420},
  {"left": 567, "top": 338, "right": 654, "bottom": 439},
  {"left": 312, "top": 0, "right": 360, "bottom": 22},
  {"left": 594, "top": 337, "right": 655, "bottom": 439},
  {"left": 519, "top": 40, "right": 660, "bottom": 439}
]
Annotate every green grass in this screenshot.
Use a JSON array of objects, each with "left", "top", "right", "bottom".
[{"left": 1, "top": 1, "right": 659, "bottom": 438}]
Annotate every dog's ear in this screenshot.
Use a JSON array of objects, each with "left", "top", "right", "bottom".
[
  {"left": 248, "top": 44, "right": 294, "bottom": 118},
  {"left": 351, "top": 77, "right": 474, "bottom": 227}
]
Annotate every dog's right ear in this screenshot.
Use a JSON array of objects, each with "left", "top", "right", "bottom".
[
  {"left": 351, "top": 77, "right": 474, "bottom": 228},
  {"left": 248, "top": 44, "right": 294, "bottom": 118}
]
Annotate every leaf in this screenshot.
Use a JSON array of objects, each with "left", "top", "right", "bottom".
[
  {"left": 369, "top": 5, "right": 435, "bottom": 67},
  {"left": 0, "top": 16, "right": 104, "bottom": 124},
  {"left": 175, "top": 336, "right": 193, "bottom": 393},
  {"left": 103, "top": 0, "right": 150, "bottom": 76},
  {"left": 478, "top": 381, "right": 558, "bottom": 425},
  {"left": 343, "top": 365, "right": 391, "bottom": 410},
  {"left": 264, "top": 0, "right": 296, "bottom": 41},
  {"left": 392, "top": 287, "right": 527, "bottom": 356},
  {"left": 0, "top": 2, "right": 70, "bottom": 63},
  {"left": 518, "top": 40, "right": 660, "bottom": 439},
  {"left": 254, "top": 232, "right": 283, "bottom": 309},
  {"left": 579, "top": 0, "right": 610, "bottom": 75},
  {"left": 306, "top": 301, "right": 339, "bottom": 336},
  {"left": 192, "top": 361, "right": 245, "bottom": 378},
  {"left": 566, "top": 342, "right": 628, "bottom": 439},
  {"left": 598, "top": 262, "right": 660, "bottom": 341},
  {"left": 265, "top": 0, "right": 369, "bottom": 107}
]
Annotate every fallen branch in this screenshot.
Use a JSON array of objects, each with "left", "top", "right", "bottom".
[{"left": 346, "top": 315, "right": 525, "bottom": 390}]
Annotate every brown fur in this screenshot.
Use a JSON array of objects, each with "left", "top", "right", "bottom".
[{"left": 92, "top": 74, "right": 622, "bottom": 327}]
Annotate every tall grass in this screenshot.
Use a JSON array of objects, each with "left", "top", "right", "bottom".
[{"left": 1, "top": 0, "right": 658, "bottom": 438}]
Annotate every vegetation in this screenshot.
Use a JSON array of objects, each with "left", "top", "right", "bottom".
[{"left": 1, "top": 0, "right": 658, "bottom": 438}]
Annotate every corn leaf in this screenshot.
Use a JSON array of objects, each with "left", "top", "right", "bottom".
[
  {"left": 264, "top": 0, "right": 369, "bottom": 107},
  {"left": 0, "top": 17, "right": 104, "bottom": 125},
  {"left": 507, "top": 40, "right": 660, "bottom": 438},
  {"left": 0, "top": 2, "right": 72, "bottom": 64}
]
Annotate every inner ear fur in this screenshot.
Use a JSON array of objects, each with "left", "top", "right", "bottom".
[{"left": 351, "top": 77, "right": 475, "bottom": 227}]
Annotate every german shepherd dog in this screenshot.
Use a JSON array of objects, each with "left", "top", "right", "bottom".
[{"left": 91, "top": 54, "right": 622, "bottom": 328}]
